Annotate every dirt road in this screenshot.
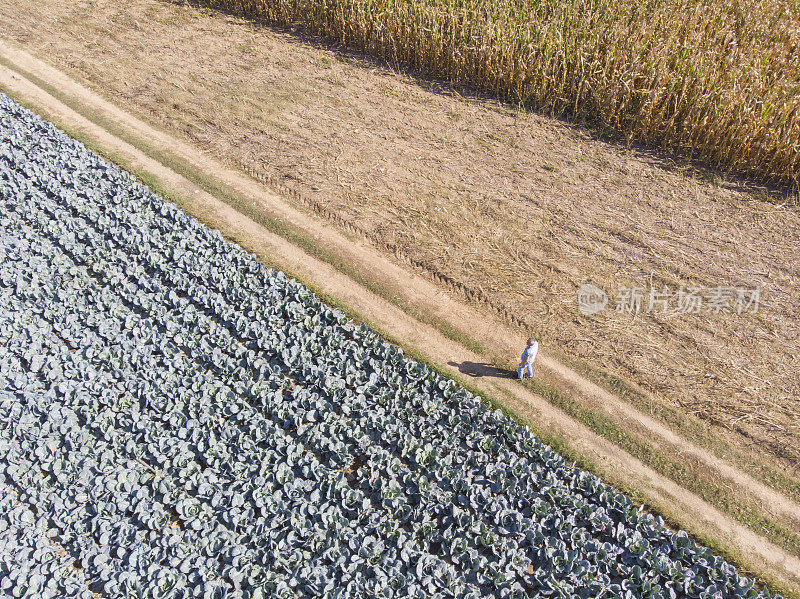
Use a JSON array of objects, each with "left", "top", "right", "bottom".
[{"left": 2, "top": 40, "right": 799, "bottom": 593}]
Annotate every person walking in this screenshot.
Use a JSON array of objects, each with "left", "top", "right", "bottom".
[{"left": 518, "top": 337, "right": 538, "bottom": 379}]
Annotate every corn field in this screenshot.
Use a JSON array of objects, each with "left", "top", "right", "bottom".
[{"left": 211, "top": 0, "right": 800, "bottom": 186}]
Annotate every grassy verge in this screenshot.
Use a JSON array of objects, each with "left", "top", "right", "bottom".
[
  {"left": 518, "top": 372, "right": 800, "bottom": 555},
  {"left": 562, "top": 352, "right": 800, "bottom": 503},
  {"left": 3, "top": 70, "right": 798, "bottom": 596}
]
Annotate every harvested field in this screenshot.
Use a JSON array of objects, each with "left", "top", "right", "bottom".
[
  {"left": 214, "top": 0, "right": 800, "bottom": 185},
  {"left": 1, "top": 0, "right": 797, "bottom": 478}
]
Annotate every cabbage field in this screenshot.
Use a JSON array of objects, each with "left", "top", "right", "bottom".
[{"left": 0, "top": 92, "right": 776, "bottom": 599}]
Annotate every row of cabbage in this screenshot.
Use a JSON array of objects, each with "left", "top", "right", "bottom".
[{"left": 0, "top": 92, "right": 775, "bottom": 599}]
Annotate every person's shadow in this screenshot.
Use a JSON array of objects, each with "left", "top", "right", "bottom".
[{"left": 448, "top": 361, "right": 515, "bottom": 379}]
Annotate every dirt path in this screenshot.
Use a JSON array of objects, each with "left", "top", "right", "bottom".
[
  {"left": 2, "top": 42, "right": 799, "bottom": 592},
  {"left": 2, "top": 38, "right": 799, "bottom": 530}
]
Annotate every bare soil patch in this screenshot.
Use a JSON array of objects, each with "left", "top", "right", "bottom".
[{"left": 1, "top": 0, "right": 798, "bottom": 474}]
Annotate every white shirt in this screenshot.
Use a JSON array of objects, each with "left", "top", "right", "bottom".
[{"left": 521, "top": 341, "right": 538, "bottom": 365}]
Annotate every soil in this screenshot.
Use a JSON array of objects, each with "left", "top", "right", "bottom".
[{"left": 3, "top": 51, "right": 800, "bottom": 591}]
